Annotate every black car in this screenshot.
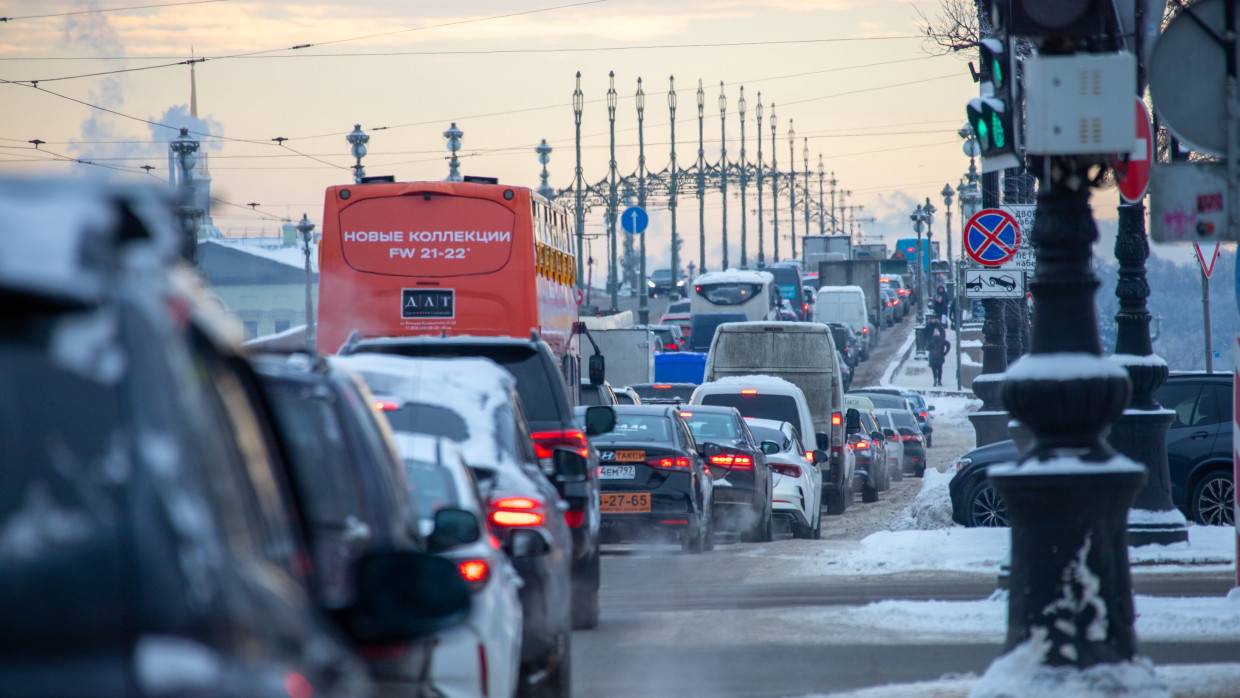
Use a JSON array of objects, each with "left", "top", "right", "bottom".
[
  {"left": 874, "top": 407, "right": 927, "bottom": 477},
  {"left": 580, "top": 380, "right": 619, "bottom": 406},
  {"left": 689, "top": 312, "right": 747, "bottom": 352},
  {"left": 342, "top": 335, "right": 607, "bottom": 629},
  {"left": 648, "top": 323, "right": 686, "bottom": 352},
  {"left": 648, "top": 267, "right": 686, "bottom": 297},
  {"left": 950, "top": 373, "right": 1237, "bottom": 528},
  {"left": 853, "top": 389, "right": 933, "bottom": 449},
  {"left": 631, "top": 382, "right": 698, "bottom": 405},
  {"left": 678, "top": 405, "right": 774, "bottom": 541},
  {"left": 0, "top": 181, "right": 467, "bottom": 698},
  {"left": 828, "top": 323, "right": 862, "bottom": 368},
  {"left": 586, "top": 405, "right": 716, "bottom": 552}
]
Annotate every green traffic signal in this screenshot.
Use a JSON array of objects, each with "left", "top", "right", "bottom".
[
  {"left": 991, "top": 113, "right": 1005, "bottom": 148},
  {"left": 976, "top": 117, "right": 991, "bottom": 150}
]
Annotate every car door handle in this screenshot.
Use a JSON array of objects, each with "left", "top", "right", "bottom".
[
  {"left": 342, "top": 515, "right": 372, "bottom": 543},
  {"left": 1190, "top": 431, "right": 1211, "bottom": 440}
]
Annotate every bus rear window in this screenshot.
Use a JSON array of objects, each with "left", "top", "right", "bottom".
[
  {"left": 695, "top": 282, "right": 762, "bottom": 306},
  {"left": 337, "top": 194, "right": 516, "bottom": 277}
]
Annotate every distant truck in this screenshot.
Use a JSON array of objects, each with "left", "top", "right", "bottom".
[
  {"left": 853, "top": 243, "right": 887, "bottom": 261},
  {"left": 802, "top": 235, "right": 852, "bottom": 271},
  {"left": 817, "top": 259, "right": 884, "bottom": 334},
  {"left": 893, "top": 237, "right": 934, "bottom": 279},
  {"left": 583, "top": 327, "right": 655, "bottom": 388}
]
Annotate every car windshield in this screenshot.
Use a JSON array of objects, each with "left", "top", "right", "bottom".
[
  {"left": 700, "top": 393, "right": 800, "bottom": 429},
  {"left": 593, "top": 413, "right": 672, "bottom": 443},
  {"left": 402, "top": 456, "right": 460, "bottom": 515},
  {"left": 383, "top": 401, "right": 471, "bottom": 442},
  {"left": 651, "top": 269, "right": 672, "bottom": 280},
  {"left": 679, "top": 411, "right": 741, "bottom": 442},
  {"left": 888, "top": 410, "right": 918, "bottom": 429},
  {"left": 747, "top": 424, "right": 786, "bottom": 447}
]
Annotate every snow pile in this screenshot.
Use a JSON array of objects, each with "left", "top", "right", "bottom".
[
  {"left": 1005, "top": 353, "right": 1129, "bottom": 381},
  {"left": 927, "top": 395, "right": 982, "bottom": 425},
  {"left": 891, "top": 466, "right": 957, "bottom": 530},
  {"left": 990, "top": 454, "right": 1144, "bottom": 477},
  {"left": 969, "top": 629, "right": 1168, "bottom": 698},
  {"left": 693, "top": 269, "right": 773, "bottom": 286}
]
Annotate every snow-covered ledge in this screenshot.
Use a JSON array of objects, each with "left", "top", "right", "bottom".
[
  {"left": 1005, "top": 353, "right": 1130, "bottom": 382},
  {"left": 1109, "top": 353, "right": 1169, "bottom": 369}
]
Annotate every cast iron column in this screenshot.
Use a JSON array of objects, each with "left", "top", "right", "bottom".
[
  {"left": 756, "top": 96, "right": 766, "bottom": 268},
  {"left": 770, "top": 105, "right": 780, "bottom": 263},
  {"left": 738, "top": 87, "right": 749, "bottom": 268},
  {"left": 668, "top": 77, "right": 680, "bottom": 297},
  {"left": 696, "top": 80, "right": 706, "bottom": 274},
  {"left": 787, "top": 120, "right": 797, "bottom": 261},
  {"left": 572, "top": 73, "right": 586, "bottom": 288},
  {"left": 989, "top": 156, "right": 1144, "bottom": 675},
  {"left": 969, "top": 169, "right": 1010, "bottom": 446},
  {"left": 636, "top": 77, "right": 649, "bottom": 324},
  {"left": 718, "top": 82, "right": 729, "bottom": 270},
  {"left": 606, "top": 72, "right": 619, "bottom": 311}
]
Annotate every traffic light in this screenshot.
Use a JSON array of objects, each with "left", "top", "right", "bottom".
[
  {"left": 997, "top": 0, "right": 1111, "bottom": 39},
  {"left": 966, "top": 37, "right": 1020, "bottom": 172}
]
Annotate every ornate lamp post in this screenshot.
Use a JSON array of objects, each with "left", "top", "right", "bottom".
[
  {"left": 573, "top": 72, "right": 586, "bottom": 287},
  {"left": 346, "top": 124, "right": 368, "bottom": 184},
  {"left": 802, "top": 139, "right": 811, "bottom": 246},
  {"left": 696, "top": 79, "right": 706, "bottom": 274},
  {"left": 817, "top": 155, "right": 826, "bottom": 236},
  {"left": 829, "top": 171, "right": 839, "bottom": 234},
  {"left": 770, "top": 104, "right": 779, "bottom": 263},
  {"left": 756, "top": 97, "right": 766, "bottom": 268},
  {"left": 942, "top": 183, "right": 959, "bottom": 388},
  {"left": 718, "top": 82, "right": 729, "bottom": 270},
  {"left": 738, "top": 86, "right": 749, "bottom": 268},
  {"left": 668, "top": 76, "right": 681, "bottom": 295},
  {"left": 910, "top": 203, "right": 926, "bottom": 334},
  {"left": 636, "top": 77, "right": 649, "bottom": 324},
  {"left": 536, "top": 139, "right": 554, "bottom": 199},
  {"left": 606, "top": 71, "right": 619, "bottom": 311},
  {"left": 169, "top": 126, "right": 202, "bottom": 261},
  {"left": 787, "top": 119, "right": 797, "bottom": 260},
  {"left": 922, "top": 197, "right": 937, "bottom": 317},
  {"left": 443, "top": 122, "right": 463, "bottom": 182},
  {"left": 296, "top": 213, "right": 316, "bottom": 352}
]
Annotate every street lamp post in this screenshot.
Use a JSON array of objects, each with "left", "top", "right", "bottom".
[
  {"left": 697, "top": 79, "right": 706, "bottom": 274},
  {"left": 817, "top": 155, "right": 826, "bottom": 236},
  {"left": 636, "top": 77, "right": 649, "bottom": 324},
  {"left": 802, "top": 139, "right": 811, "bottom": 246},
  {"left": 922, "top": 197, "right": 937, "bottom": 318},
  {"left": 296, "top": 213, "right": 316, "bottom": 352},
  {"left": 910, "top": 203, "right": 926, "bottom": 329},
  {"left": 942, "top": 183, "right": 959, "bottom": 389},
  {"left": 443, "top": 122, "right": 463, "bottom": 182},
  {"left": 573, "top": 73, "right": 586, "bottom": 288},
  {"left": 536, "top": 139, "right": 554, "bottom": 199},
  {"left": 668, "top": 76, "right": 680, "bottom": 296},
  {"left": 787, "top": 120, "right": 797, "bottom": 261},
  {"left": 718, "top": 82, "right": 729, "bottom": 270},
  {"left": 169, "top": 127, "right": 202, "bottom": 262},
  {"left": 770, "top": 105, "right": 779, "bottom": 263},
  {"left": 829, "top": 172, "right": 838, "bottom": 234},
  {"left": 346, "top": 124, "right": 368, "bottom": 184},
  {"left": 607, "top": 72, "right": 619, "bottom": 311},
  {"left": 738, "top": 86, "right": 749, "bottom": 269},
  {"left": 755, "top": 96, "right": 765, "bottom": 268}
]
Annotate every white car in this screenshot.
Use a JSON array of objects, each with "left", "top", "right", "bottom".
[
  {"left": 873, "top": 411, "right": 906, "bottom": 480},
  {"left": 746, "top": 417, "right": 822, "bottom": 539},
  {"left": 394, "top": 434, "right": 523, "bottom": 698}
]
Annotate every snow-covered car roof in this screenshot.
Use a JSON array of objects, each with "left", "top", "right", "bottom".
[
  {"left": 698, "top": 374, "right": 808, "bottom": 398},
  {"left": 743, "top": 416, "right": 794, "bottom": 431},
  {"left": 331, "top": 354, "right": 520, "bottom": 468},
  {"left": 715, "top": 320, "right": 830, "bottom": 334},
  {"left": 692, "top": 269, "right": 774, "bottom": 286},
  {"left": 817, "top": 285, "right": 864, "bottom": 294}
]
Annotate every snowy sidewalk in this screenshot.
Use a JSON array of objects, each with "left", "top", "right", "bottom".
[{"left": 884, "top": 325, "right": 972, "bottom": 392}]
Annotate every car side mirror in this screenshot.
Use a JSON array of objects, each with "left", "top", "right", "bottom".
[
  {"left": 882, "top": 428, "right": 896, "bottom": 439},
  {"left": 552, "top": 447, "right": 589, "bottom": 482},
  {"left": 341, "top": 550, "right": 471, "bottom": 644},
  {"left": 871, "top": 430, "right": 885, "bottom": 442},
  {"left": 812, "top": 449, "right": 829, "bottom": 465},
  {"left": 584, "top": 405, "right": 616, "bottom": 436},
  {"left": 760, "top": 440, "right": 781, "bottom": 455},
  {"left": 426, "top": 508, "right": 481, "bottom": 552},
  {"left": 588, "top": 353, "right": 605, "bottom": 386},
  {"left": 506, "top": 528, "right": 551, "bottom": 558},
  {"left": 815, "top": 432, "right": 830, "bottom": 451}
]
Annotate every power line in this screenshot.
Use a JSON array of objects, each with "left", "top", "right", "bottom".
[{"left": 0, "top": 0, "right": 228, "bottom": 23}]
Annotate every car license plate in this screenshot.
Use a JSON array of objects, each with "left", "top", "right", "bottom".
[
  {"left": 601, "top": 492, "right": 651, "bottom": 513},
  {"left": 614, "top": 449, "right": 645, "bottom": 462},
  {"left": 598, "top": 465, "right": 636, "bottom": 480}
]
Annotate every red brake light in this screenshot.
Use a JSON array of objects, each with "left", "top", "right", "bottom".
[
  {"left": 861, "top": 326, "right": 870, "bottom": 334},
  {"left": 654, "top": 384, "right": 673, "bottom": 389},
  {"left": 489, "top": 496, "right": 546, "bottom": 527},
  {"left": 850, "top": 439, "right": 871, "bottom": 450},
  {"left": 374, "top": 400, "right": 400, "bottom": 412},
  {"left": 709, "top": 453, "right": 754, "bottom": 469},
  {"left": 740, "top": 388, "right": 759, "bottom": 396},
  {"left": 648, "top": 455, "right": 692, "bottom": 470},
  {"left": 664, "top": 343, "right": 679, "bottom": 350},
  {"left": 831, "top": 412, "right": 843, "bottom": 427},
  {"left": 919, "top": 411, "right": 929, "bottom": 419},
  {"left": 802, "top": 303, "right": 810, "bottom": 313},
  {"left": 283, "top": 672, "right": 315, "bottom": 698},
  {"left": 564, "top": 509, "right": 586, "bottom": 528},
  {"left": 771, "top": 462, "right": 802, "bottom": 477},
  {"left": 804, "top": 450, "right": 815, "bottom": 462},
  {"left": 901, "top": 433, "right": 922, "bottom": 444},
  {"left": 458, "top": 559, "right": 491, "bottom": 589},
  {"left": 530, "top": 429, "right": 589, "bottom": 459},
  {"left": 678, "top": 411, "right": 694, "bottom": 418}
]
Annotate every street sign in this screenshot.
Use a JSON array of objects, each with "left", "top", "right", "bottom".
[
  {"left": 620, "top": 206, "right": 648, "bottom": 235},
  {"left": 963, "top": 269, "right": 1025, "bottom": 299},
  {"left": 1000, "top": 204, "right": 1035, "bottom": 270},
  {"left": 1195, "top": 242, "right": 1221, "bottom": 279},
  {"left": 1149, "top": 161, "right": 1230, "bottom": 242},
  {"left": 964, "top": 208, "right": 1021, "bottom": 266},
  {"left": 1148, "top": 0, "right": 1235, "bottom": 157},
  {"left": 1116, "top": 98, "right": 1153, "bottom": 203}
]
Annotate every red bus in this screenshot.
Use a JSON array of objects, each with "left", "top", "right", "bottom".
[{"left": 316, "top": 179, "right": 579, "bottom": 359}]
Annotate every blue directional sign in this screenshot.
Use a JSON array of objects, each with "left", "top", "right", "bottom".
[
  {"left": 963, "top": 208, "right": 1021, "bottom": 266},
  {"left": 620, "top": 206, "right": 649, "bottom": 235}
]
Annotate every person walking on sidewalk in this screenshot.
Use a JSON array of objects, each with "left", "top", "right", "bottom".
[{"left": 927, "top": 326, "right": 950, "bottom": 387}]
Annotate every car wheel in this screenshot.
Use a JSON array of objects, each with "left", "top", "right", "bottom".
[
  {"left": 861, "top": 482, "right": 879, "bottom": 503},
  {"left": 1191, "top": 470, "right": 1235, "bottom": 526},
  {"left": 965, "top": 478, "right": 1009, "bottom": 527},
  {"left": 703, "top": 510, "right": 715, "bottom": 551},
  {"left": 571, "top": 554, "right": 601, "bottom": 630},
  {"left": 760, "top": 504, "right": 774, "bottom": 542},
  {"left": 522, "top": 632, "right": 571, "bottom": 698},
  {"left": 890, "top": 459, "right": 904, "bottom": 482},
  {"left": 825, "top": 486, "right": 848, "bottom": 515},
  {"left": 915, "top": 463, "right": 926, "bottom": 478},
  {"left": 926, "top": 433, "right": 933, "bottom": 448}
]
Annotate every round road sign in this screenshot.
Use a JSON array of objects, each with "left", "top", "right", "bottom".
[
  {"left": 964, "top": 208, "right": 1021, "bottom": 267},
  {"left": 1148, "top": 0, "right": 1235, "bottom": 157},
  {"left": 1115, "top": 97, "right": 1153, "bottom": 203},
  {"left": 620, "top": 206, "right": 648, "bottom": 235}
]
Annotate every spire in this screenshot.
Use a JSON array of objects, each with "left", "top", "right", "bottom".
[{"left": 189, "top": 46, "right": 198, "bottom": 118}]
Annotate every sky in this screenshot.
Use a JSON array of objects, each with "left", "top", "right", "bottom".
[{"left": 0, "top": 0, "right": 1207, "bottom": 269}]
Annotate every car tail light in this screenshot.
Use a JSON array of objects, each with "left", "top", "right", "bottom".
[
  {"left": 659, "top": 518, "right": 689, "bottom": 525},
  {"left": 664, "top": 343, "right": 679, "bottom": 351},
  {"left": 709, "top": 453, "right": 754, "bottom": 469},
  {"left": 648, "top": 455, "right": 692, "bottom": 470},
  {"left": 850, "top": 439, "right": 871, "bottom": 451},
  {"left": 283, "top": 672, "right": 315, "bottom": 698},
  {"left": 771, "top": 462, "right": 801, "bottom": 477},
  {"left": 901, "top": 433, "right": 922, "bottom": 444},
  {"left": 374, "top": 400, "right": 400, "bottom": 412},
  {"left": 564, "top": 509, "right": 586, "bottom": 528},
  {"left": 861, "top": 326, "right": 870, "bottom": 334},
  {"left": 831, "top": 412, "right": 843, "bottom": 427},
  {"left": 489, "top": 496, "right": 546, "bottom": 527},
  {"left": 831, "top": 410, "right": 844, "bottom": 461},
  {"left": 802, "top": 302, "right": 810, "bottom": 314},
  {"left": 458, "top": 559, "right": 491, "bottom": 592},
  {"left": 804, "top": 450, "right": 815, "bottom": 463},
  {"left": 530, "top": 428, "right": 589, "bottom": 459},
  {"left": 919, "top": 410, "right": 929, "bottom": 420}
]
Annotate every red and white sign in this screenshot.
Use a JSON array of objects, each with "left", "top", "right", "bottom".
[
  {"left": 963, "top": 208, "right": 1022, "bottom": 267},
  {"left": 1116, "top": 98, "right": 1153, "bottom": 203},
  {"left": 1194, "top": 242, "right": 1221, "bottom": 279}
]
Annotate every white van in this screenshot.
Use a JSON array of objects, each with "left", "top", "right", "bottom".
[
  {"left": 815, "top": 286, "right": 870, "bottom": 356},
  {"left": 698, "top": 321, "right": 854, "bottom": 514}
]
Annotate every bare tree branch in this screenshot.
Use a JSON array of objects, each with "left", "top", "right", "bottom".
[{"left": 916, "top": 0, "right": 985, "bottom": 57}]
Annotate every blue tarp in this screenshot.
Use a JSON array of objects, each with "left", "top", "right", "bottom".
[{"left": 655, "top": 352, "right": 707, "bottom": 384}]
